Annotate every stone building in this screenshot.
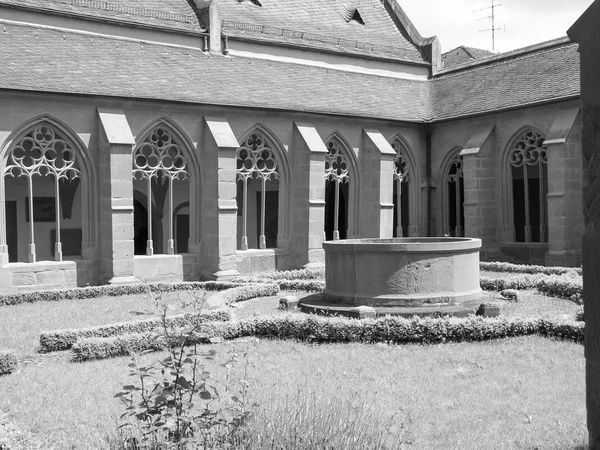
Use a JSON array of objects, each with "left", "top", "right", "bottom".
[{"left": 0, "top": 0, "right": 583, "bottom": 292}]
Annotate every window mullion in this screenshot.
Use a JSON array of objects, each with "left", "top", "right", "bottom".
[
  {"left": 27, "top": 175, "right": 36, "bottom": 263},
  {"left": 523, "top": 164, "right": 531, "bottom": 243},
  {"left": 146, "top": 177, "right": 153, "bottom": 256},
  {"left": 396, "top": 178, "right": 403, "bottom": 238},
  {"left": 54, "top": 174, "right": 62, "bottom": 262},
  {"left": 167, "top": 176, "right": 174, "bottom": 255},
  {"left": 241, "top": 177, "right": 248, "bottom": 251},
  {"left": 259, "top": 176, "right": 266, "bottom": 249},
  {"left": 333, "top": 178, "right": 340, "bottom": 241}
]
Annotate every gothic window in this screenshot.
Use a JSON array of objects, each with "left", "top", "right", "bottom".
[
  {"left": 392, "top": 142, "right": 410, "bottom": 237},
  {"left": 236, "top": 132, "right": 280, "bottom": 250},
  {"left": 445, "top": 155, "right": 465, "bottom": 237},
  {"left": 4, "top": 125, "right": 81, "bottom": 263},
  {"left": 324, "top": 139, "right": 350, "bottom": 241},
  {"left": 509, "top": 130, "right": 548, "bottom": 243},
  {"left": 133, "top": 126, "right": 189, "bottom": 255}
]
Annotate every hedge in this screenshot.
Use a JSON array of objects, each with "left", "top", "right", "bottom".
[
  {"left": 479, "top": 274, "right": 548, "bottom": 291},
  {"left": 232, "top": 267, "right": 325, "bottom": 281},
  {"left": 0, "top": 281, "right": 243, "bottom": 307},
  {"left": 71, "top": 315, "right": 584, "bottom": 362},
  {"left": 536, "top": 274, "right": 583, "bottom": 302},
  {"left": 480, "top": 261, "right": 582, "bottom": 276},
  {"left": 39, "top": 310, "right": 231, "bottom": 353},
  {"left": 0, "top": 351, "right": 17, "bottom": 376},
  {"left": 206, "top": 283, "right": 280, "bottom": 306}
]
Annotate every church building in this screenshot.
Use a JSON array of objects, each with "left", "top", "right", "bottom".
[{"left": 0, "top": 0, "right": 583, "bottom": 291}]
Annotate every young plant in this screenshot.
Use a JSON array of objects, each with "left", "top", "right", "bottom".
[{"left": 114, "top": 290, "right": 254, "bottom": 449}]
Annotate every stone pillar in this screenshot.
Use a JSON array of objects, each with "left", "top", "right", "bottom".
[
  {"left": 460, "top": 124, "right": 497, "bottom": 257},
  {"left": 544, "top": 106, "right": 583, "bottom": 267},
  {"left": 97, "top": 109, "right": 137, "bottom": 284},
  {"left": 462, "top": 153, "right": 496, "bottom": 256},
  {"left": 568, "top": 4, "right": 600, "bottom": 447},
  {"left": 202, "top": 117, "right": 240, "bottom": 279},
  {"left": 291, "top": 122, "right": 327, "bottom": 268},
  {"left": 361, "top": 129, "right": 395, "bottom": 238}
]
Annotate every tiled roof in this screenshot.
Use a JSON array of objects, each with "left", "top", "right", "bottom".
[
  {"left": 0, "top": 0, "right": 204, "bottom": 34},
  {"left": 0, "top": 21, "right": 430, "bottom": 122},
  {"left": 431, "top": 39, "right": 579, "bottom": 121},
  {"left": 218, "top": 0, "right": 427, "bottom": 64},
  {"left": 442, "top": 46, "right": 494, "bottom": 68}
]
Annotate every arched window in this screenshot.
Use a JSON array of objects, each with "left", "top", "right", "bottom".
[
  {"left": 509, "top": 130, "right": 548, "bottom": 243},
  {"left": 133, "top": 126, "right": 189, "bottom": 255},
  {"left": 324, "top": 139, "right": 350, "bottom": 241},
  {"left": 392, "top": 142, "right": 410, "bottom": 237},
  {"left": 236, "top": 132, "right": 280, "bottom": 250},
  {"left": 445, "top": 154, "right": 465, "bottom": 237},
  {"left": 4, "top": 125, "right": 81, "bottom": 263}
]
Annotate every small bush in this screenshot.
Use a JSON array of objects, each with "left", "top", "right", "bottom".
[
  {"left": 0, "top": 351, "right": 17, "bottom": 376},
  {"left": 0, "top": 281, "right": 243, "bottom": 307},
  {"left": 39, "top": 310, "right": 231, "bottom": 353},
  {"left": 480, "top": 261, "right": 582, "bottom": 276}
]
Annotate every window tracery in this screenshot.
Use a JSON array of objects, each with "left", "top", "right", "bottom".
[
  {"left": 236, "top": 132, "right": 279, "bottom": 250},
  {"left": 324, "top": 140, "right": 350, "bottom": 241},
  {"left": 445, "top": 154, "right": 464, "bottom": 237},
  {"left": 509, "top": 130, "right": 548, "bottom": 242},
  {"left": 133, "top": 126, "right": 189, "bottom": 255},
  {"left": 4, "top": 125, "right": 81, "bottom": 262},
  {"left": 392, "top": 142, "right": 410, "bottom": 237}
]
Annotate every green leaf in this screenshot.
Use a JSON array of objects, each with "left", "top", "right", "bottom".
[{"left": 200, "top": 391, "right": 212, "bottom": 400}]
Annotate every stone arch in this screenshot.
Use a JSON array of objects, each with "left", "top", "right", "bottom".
[
  {"left": 438, "top": 147, "right": 465, "bottom": 236},
  {"left": 500, "top": 126, "right": 548, "bottom": 243},
  {"left": 134, "top": 117, "right": 202, "bottom": 253},
  {"left": 324, "top": 131, "right": 361, "bottom": 239},
  {"left": 236, "top": 123, "right": 291, "bottom": 249},
  {"left": 0, "top": 114, "right": 98, "bottom": 262},
  {"left": 389, "top": 133, "right": 421, "bottom": 237}
]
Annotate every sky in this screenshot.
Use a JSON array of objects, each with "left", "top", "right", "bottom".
[{"left": 398, "top": 0, "right": 594, "bottom": 54}]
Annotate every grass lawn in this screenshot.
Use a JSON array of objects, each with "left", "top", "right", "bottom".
[
  {"left": 0, "top": 336, "right": 586, "bottom": 450},
  {"left": 0, "top": 276, "right": 587, "bottom": 450}
]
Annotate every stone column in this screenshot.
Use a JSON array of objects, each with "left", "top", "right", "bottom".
[
  {"left": 291, "top": 122, "right": 327, "bottom": 268},
  {"left": 97, "top": 109, "right": 137, "bottom": 284},
  {"left": 360, "top": 129, "right": 395, "bottom": 238},
  {"left": 202, "top": 117, "right": 240, "bottom": 279},
  {"left": 544, "top": 106, "right": 583, "bottom": 267},
  {"left": 568, "top": 4, "right": 600, "bottom": 447},
  {"left": 460, "top": 124, "right": 497, "bottom": 257}
]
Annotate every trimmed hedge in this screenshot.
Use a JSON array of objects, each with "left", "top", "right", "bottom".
[
  {"left": 39, "top": 310, "right": 231, "bottom": 353},
  {"left": 71, "top": 314, "right": 584, "bottom": 362},
  {"left": 480, "top": 261, "right": 582, "bottom": 276},
  {"left": 0, "top": 351, "right": 17, "bottom": 375},
  {"left": 536, "top": 274, "right": 583, "bottom": 302},
  {"left": 479, "top": 274, "right": 547, "bottom": 291},
  {"left": 231, "top": 277, "right": 325, "bottom": 293},
  {"left": 207, "top": 283, "right": 280, "bottom": 306},
  {"left": 232, "top": 267, "right": 325, "bottom": 281},
  {"left": 0, "top": 281, "right": 243, "bottom": 307}
]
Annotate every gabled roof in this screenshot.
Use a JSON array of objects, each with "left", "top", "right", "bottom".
[
  {"left": 0, "top": 20, "right": 430, "bottom": 122},
  {"left": 432, "top": 38, "right": 579, "bottom": 121},
  {"left": 0, "top": 0, "right": 205, "bottom": 34},
  {"left": 218, "top": 0, "right": 427, "bottom": 64},
  {"left": 442, "top": 46, "right": 494, "bottom": 68}
]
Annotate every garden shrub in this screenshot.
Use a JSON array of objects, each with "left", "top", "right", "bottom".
[
  {"left": 72, "top": 315, "right": 584, "bottom": 362},
  {"left": 232, "top": 267, "right": 325, "bottom": 282},
  {"left": 479, "top": 274, "right": 547, "bottom": 291},
  {"left": 114, "top": 308, "right": 253, "bottom": 449},
  {"left": 207, "top": 283, "right": 280, "bottom": 306},
  {"left": 536, "top": 273, "right": 583, "bottom": 302},
  {"left": 0, "top": 351, "right": 17, "bottom": 376},
  {"left": 39, "top": 310, "right": 231, "bottom": 353},
  {"left": 0, "top": 281, "right": 243, "bottom": 307},
  {"left": 576, "top": 306, "right": 584, "bottom": 322},
  {"left": 480, "top": 261, "right": 582, "bottom": 276}
]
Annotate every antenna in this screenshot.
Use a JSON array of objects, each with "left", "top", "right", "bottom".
[{"left": 474, "top": 0, "right": 504, "bottom": 52}]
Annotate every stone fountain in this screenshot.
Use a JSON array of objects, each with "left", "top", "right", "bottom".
[{"left": 299, "top": 237, "right": 483, "bottom": 318}]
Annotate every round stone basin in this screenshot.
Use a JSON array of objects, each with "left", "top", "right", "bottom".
[{"left": 323, "top": 237, "right": 482, "bottom": 308}]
